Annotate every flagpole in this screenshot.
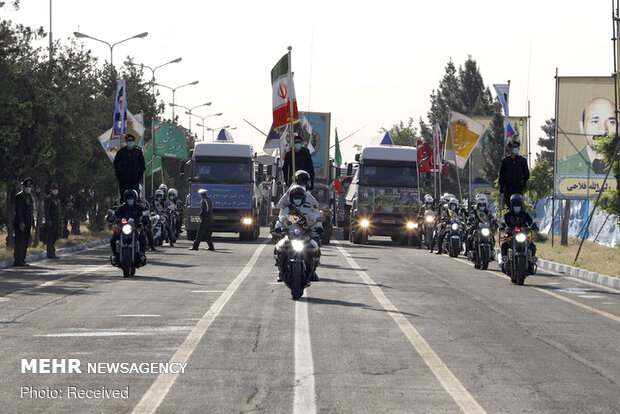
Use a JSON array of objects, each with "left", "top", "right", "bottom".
[
  {"left": 448, "top": 117, "right": 462, "bottom": 201},
  {"left": 287, "top": 46, "right": 295, "bottom": 184},
  {"left": 504, "top": 80, "right": 510, "bottom": 144}
]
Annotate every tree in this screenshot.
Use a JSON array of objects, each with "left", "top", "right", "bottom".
[
  {"left": 380, "top": 117, "right": 420, "bottom": 147},
  {"left": 594, "top": 133, "right": 620, "bottom": 223},
  {"left": 536, "top": 118, "right": 555, "bottom": 164},
  {"left": 482, "top": 101, "right": 506, "bottom": 184},
  {"left": 526, "top": 158, "right": 553, "bottom": 210},
  {"left": 458, "top": 56, "right": 493, "bottom": 116}
]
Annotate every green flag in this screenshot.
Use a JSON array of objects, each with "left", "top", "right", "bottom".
[
  {"left": 152, "top": 120, "right": 188, "bottom": 159},
  {"left": 335, "top": 127, "right": 342, "bottom": 167},
  {"left": 144, "top": 141, "right": 162, "bottom": 178}
]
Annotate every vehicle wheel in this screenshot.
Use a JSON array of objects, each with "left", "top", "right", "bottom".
[
  {"left": 122, "top": 264, "right": 131, "bottom": 278},
  {"left": 239, "top": 232, "right": 248, "bottom": 241},
  {"left": 130, "top": 266, "right": 136, "bottom": 276},
  {"left": 186, "top": 230, "right": 197, "bottom": 241},
  {"left": 291, "top": 262, "right": 304, "bottom": 300},
  {"left": 515, "top": 256, "right": 526, "bottom": 285},
  {"left": 360, "top": 231, "right": 368, "bottom": 244},
  {"left": 480, "top": 248, "right": 489, "bottom": 270},
  {"left": 342, "top": 225, "right": 350, "bottom": 240},
  {"left": 449, "top": 239, "right": 459, "bottom": 257},
  {"left": 321, "top": 233, "right": 330, "bottom": 245}
]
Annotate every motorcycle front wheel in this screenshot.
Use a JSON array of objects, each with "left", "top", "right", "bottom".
[{"left": 290, "top": 262, "right": 304, "bottom": 300}]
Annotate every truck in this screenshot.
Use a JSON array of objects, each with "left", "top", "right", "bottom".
[
  {"left": 344, "top": 146, "right": 422, "bottom": 245},
  {"left": 184, "top": 142, "right": 261, "bottom": 241}
]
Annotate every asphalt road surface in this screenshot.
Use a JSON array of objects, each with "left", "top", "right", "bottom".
[{"left": 0, "top": 228, "right": 619, "bottom": 413}]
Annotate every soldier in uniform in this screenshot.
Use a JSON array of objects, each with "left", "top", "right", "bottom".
[
  {"left": 189, "top": 189, "right": 214, "bottom": 251},
  {"left": 13, "top": 178, "right": 35, "bottom": 267},
  {"left": 44, "top": 182, "right": 62, "bottom": 259}
]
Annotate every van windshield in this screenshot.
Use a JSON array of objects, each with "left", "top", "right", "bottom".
[
  {"left": 360, "top": 164, "right": 418, "bottom": 187},
  {"left": 192, "top": 160, "right": 253, "bottom": 183}
]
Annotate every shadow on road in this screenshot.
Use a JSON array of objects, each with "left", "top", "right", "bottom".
[
  {"left": 318, "top": 277, "right": 393, "bottom": 289},
  {"left": 305, "top": 296, "right": 420, "bottom": 318}
]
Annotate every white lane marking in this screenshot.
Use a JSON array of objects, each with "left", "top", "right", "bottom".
[
  {"left": 294, "top": 296, "right": 317, "bottom": 414},
  {"left": 578, "top": 295, "right": 605, "bottom": 299},
  {"left": 132, "top": 241, "right": 268, "bottom": 414},
  {"left": 35, "top": 326, "right": 193, "bottom": 337},
  {"left": 117, "top": 314, "right": 162, "bottom": 317},
  {"left": 603, "top": 302, "right": 615, "bottom": 305},
  {"left": 547, "top": 282, "right": 560, "bottom": 285},
  {"left": 453, "top": 258, "right": 620, "bottom": 324},
  {"left": 335, "top": 243, "right": 486, "bottom": 414},
  {"left": 190, "top": 290, "right": 225, "bottom": 293},
  {"left": 0, "top": 264, "right": 109, "bottom": 303}
]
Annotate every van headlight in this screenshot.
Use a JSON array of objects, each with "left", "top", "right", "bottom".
[
  {"left": 291, "top": 240, "right": 304, "bottom": 252},
  {"left": 515, "top": 233, "right": 527, "bottom": 243},
  {"left": 242, "top": 217, "right": 253, "bottom": 225},
  {"left": 406, "top": 221, "right": 417, "bottom": 229},
  {"left": 481, "top": 228, "right": 491, "bottom": 237},
  {"left": 122, "top": 224, "right": 132, "bottom": 235},
  {"left": 451, "top": 223, "right": 459, "bottom": 231},
  {"left": 360, "top": 219, "right": 370, "bottom": 228}
]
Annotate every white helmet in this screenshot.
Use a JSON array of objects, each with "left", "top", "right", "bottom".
[
  {"left": 475, "top": 193, "right": 488, "bottom": 210},
  {"left": 155, "top": 189, "right": 164, "bottom": 198},
  {"left": 168, "top": 188, "right": 178, "bottom": 199},
  {"left": 158, "top": 184, "right": 168, "bottom": 194},
  {"left": 448, "top": 197, "right": 459, "bottom": 211}
]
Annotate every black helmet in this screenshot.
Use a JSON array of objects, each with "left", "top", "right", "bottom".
[
  {"left": 124, "top": 189, "right": 138, "bottom": 203},
  {"left": 509, "top": 193, "right": 524, "bottom": 209},
  {"left": 288, "top": 184, "right": 306, "bottom": 207},
  {"left": 294, "top": 170, "right": 311, "bottom": 188}
]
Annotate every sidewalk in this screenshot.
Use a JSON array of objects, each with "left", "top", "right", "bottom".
[{"left": 0, "top": 238, "right": 110, "bottom": 269}]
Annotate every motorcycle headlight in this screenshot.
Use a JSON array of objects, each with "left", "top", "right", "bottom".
[
  {"left": 406, "top": 221, "right": 417, "bottom": 229},
  {"left": 360, "top": 219, "right": 370, "bottom": 228},
  {"left": 242, "top": 217, "right": 253, "bottom": 225},
  {"left": 515, "top": 233, "right": 527, "bottom": 243},
  {"left": 481, "top": 228, "right": 491, "bottom": 237},
  {"left": 425, "top": 216, "right": 434, "bottom": 223},
  {"left": 291, "top": 240, "right": 304, "bottom": 252},
  {"left": 451, "top": 223, "right": 459, "bottom": 231},
  {"left": 122, "top": 224, "right": 132, "bottom": 235}
]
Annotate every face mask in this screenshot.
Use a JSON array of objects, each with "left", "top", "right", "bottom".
[
  {"left": 52, "top": 189, "right": 59, "bottom": 195},
  {"left": 450, "top": 205, "right": 456, "bottom": 211},
  {"left": 513, "top": 206, "right": 521, "bottom": 213},
  {"left": 24, "top": 187, "right": 32, "bottom": 194},
  {"left": 170, "top": 196, "right": 176, "bottom": 201},
  {"left": 155, "top": 196, "right": 162, "bottom": 201},
  {"left": 479, "top": 205, "right": 486, "bottom": 211},
  {"left": 127, "top": 141, "right": 135, "bottom": 149},
  {"left": 294, "top": 143, "right": 302, "bottom": 151},
  {"left": 127, "top": 199, "right": 135, "bottom": 206},
  {"left": 292, "top": 198, "right": 303, "bottom": 206},
  {"left": 426, "top": 203, "right": 432, "bottom": 209},
  {"left": 512, "top": 147, "right": 519, "bottom": 155}
]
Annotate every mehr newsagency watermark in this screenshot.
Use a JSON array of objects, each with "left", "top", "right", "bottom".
[{"left": 19, "top": 358, "right": 187, "bottom": 399}]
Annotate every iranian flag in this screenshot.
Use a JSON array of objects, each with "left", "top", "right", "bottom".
[{"left": 271, "top": 53, "right": 299, "bottom": 130}]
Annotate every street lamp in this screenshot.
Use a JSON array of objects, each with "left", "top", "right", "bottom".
[
  {"left": 207, "top": 125, "right": 235, "bottom": 141},
  {"left": 176, "top": 103, "right": 212, "bottom": 133},
  {"left": 195, "top": 113, "right": 223, "bottom": 141},
  {"left": 73, "top": 31, "right": 148, "bottom": 67},
  {"left": 154, "top": 81, "right": 199, "bottom": 121},
  {"left": 124, "top": 57, "right": 182, "bottom": 97}
]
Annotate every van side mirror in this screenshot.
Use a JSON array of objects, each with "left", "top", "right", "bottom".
[
  {"left": 355, "top": 153, "right": 360, "bottom": 162},
  {"left": 347, "top": 163, "right": 353, "bottom": 176}
]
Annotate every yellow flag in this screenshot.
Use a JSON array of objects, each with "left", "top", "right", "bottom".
[{"left": 449, "top": 111, "right": 485, "bottom": 169}]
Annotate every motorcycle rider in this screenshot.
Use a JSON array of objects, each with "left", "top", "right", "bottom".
[
  {"left": 465, "top": 193, "right": 497, "bottom": 255},
  {"left": 137, "top": 185, "right": 156, "bottom": 252},
  {"left": 110, "top": 189, "right": 148, "bottom": 266},
  {"left": 167, "top": 188, "right": 184, "bottom": 236},
  {"left": 501, "top": 193, "right": 538, "bottom": 273},
  {"left": 432, "top": 197, "right": 460, "bottom": 255},
  {"left": 276, "top": 170, "right": 318, "bottom": 208},
  {"left": 273, "top": 185, "right": 323, "bottom": 282},
  {"left": 152, "top": 188, "right": 174, "bottom": 246}
]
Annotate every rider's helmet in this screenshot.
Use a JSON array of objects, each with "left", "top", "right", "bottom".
[
  {"left": 288, "top": 184, "right": 306, "bottom": 207},
  {"left": 423, "top": 194, "right": 434, "bottom": 209},
  {"left": 124, "top": 189, "right": 138, "bottom": 206},
  {"left": 154, "top": 189, "right": 164, "bottom": 201},
  {"left": 510, "top": 193, "right": 524, "bottom": 213},
  {"left": 168, "top": 188, "right": 178, "bottom": 202},
  {"left": 448, "top": 197, "right": 459, "bottom": 212},
  {"left": 294, "top": 170, "right": 311, "bottom": 190},
  {"left": 158, "top": 184, "right": 168, "bottom": 195},
  {"left": 440, "top": 193, "right": 451, "bottom": 205},
  {"left": 475, "top": 193, "right": 488, "bottom": 211}
]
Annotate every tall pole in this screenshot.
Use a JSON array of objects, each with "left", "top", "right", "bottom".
[
  {"left": 49, "top": 0, "right": 52, "bottom": 63},
  {"left": 287, "top": 46, "right": 296, "bottom": 181},
  {"left": 552, "top": 68, "right": 559, "bottom": 247}
]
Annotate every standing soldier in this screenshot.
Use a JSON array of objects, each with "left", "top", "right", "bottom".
[
  {"left": 44, "top": 182, "right": 62, "bottom": 259},
  {"left": 113, "top": 133, "right": 146, "bottom": 200},
  {"left": 13, "top": 178, "right": 35, "bottom": 267},
  {"left": 499, "top": 140, "right": 529, "bottom": 211},
  {"left": 189, "top": 189, "right": 215, "bottom": 251}
]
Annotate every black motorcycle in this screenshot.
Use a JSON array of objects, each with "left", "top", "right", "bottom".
[
  {"left": 443, "top": 217, "right": 464, "bottom": 257},
  {"left": 502, "top": 226, "right": 536, "bottom": 285},
  {"left": 420, "top": 209, "right": 436, "bottom": 250},
  {"left": 469, "top": 221, "right": 494, "bottom": 270},
  {"left": 111, "top": 217, "right": 146, "bottom": 277}
]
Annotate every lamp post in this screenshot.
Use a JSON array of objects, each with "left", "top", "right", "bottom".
[
  {"left": 73, "top": 31, "right": 148, "bottom": 67},
  {"left": 154, "top": 81, "right": 199, "bottom": 122},
  {"left": 124, "top": 58, "right": 182, "bottom": 97},
  {"left": 208, "top": 126, "right": 235, "bottom": 141},
  {"left": 195, "top": 113, "right": 223, "bottom": 141},
  {"left": 169, "top": 102, "right": 211, "bottom": 133}
]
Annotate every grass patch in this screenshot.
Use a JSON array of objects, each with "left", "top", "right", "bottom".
[
  {"left": 536, "top": 236, "right": 620, "bottom": 278},
  {"left": 0, "top": 225, "right": 111, "bottom": 261}
]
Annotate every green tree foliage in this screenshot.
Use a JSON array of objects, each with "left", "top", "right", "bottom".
[
  {"left": 482, "top": 101, "right": 507, "bottom": 184},
  {"left": 536, "top": 118, "right": 555, "bottom": 164},
  {"left": 526, "top": 158, "right": 553, "bottom": 209},
  {"left": 380, "top": 117, "right": 420, "bottom": 147},
  {"left": 594, "top": 133, "right": 620, "bottom": 221}
]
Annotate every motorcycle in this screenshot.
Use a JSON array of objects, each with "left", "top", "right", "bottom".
[
  {"left": 420, "top": 209, "right": 435, "bottom": 250},
  {"left": 111, "top": 217, "right": 146, "bottom": 277},
  {"left": 443, "top": 217, "right": 464, "bottom": 258},
  {"left": 501, "top": 226, "right": 537, "bottom": 285},
  {"left": 272, "top": 217, "right": 320, "bottom": 300},
  {"left": 468, "top": 221, "right": 494, "bottom": 270},
  {"left": 150, "top": 212, "right": 162, "bottom": 246},
  {"left": 166, "top": 208, "right": 179, "bottom": 244}
]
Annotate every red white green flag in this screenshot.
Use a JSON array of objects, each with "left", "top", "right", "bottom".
[{"left": 271, "top": 53, "right": 299, "bottom": 130}]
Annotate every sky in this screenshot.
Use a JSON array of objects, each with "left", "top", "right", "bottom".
[{"left": 4, "top": 0, "right": 617, "bottom": 165}]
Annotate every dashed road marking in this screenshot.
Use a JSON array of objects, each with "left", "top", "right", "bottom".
[{"left": 294, "top": 296, "right": 317, "bottom": 414}]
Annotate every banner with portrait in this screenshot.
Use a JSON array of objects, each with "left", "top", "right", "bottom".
[
  {"left": 555, "top": 77, "right": 616, "bottom": 199},
  {"left": 298, "top": 111, "right": 331, "bottom": 182}
]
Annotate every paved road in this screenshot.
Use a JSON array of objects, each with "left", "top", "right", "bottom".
[{"left": 0, "top": 228, "right": 618, "bottom": 413}]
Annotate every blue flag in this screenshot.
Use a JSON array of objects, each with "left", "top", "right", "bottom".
[
  {"left": 493, "top": 83, "right": 510, "bottom": 117},
  {"left": 380, "top": 132, "right": 394, "bottom": 145}
]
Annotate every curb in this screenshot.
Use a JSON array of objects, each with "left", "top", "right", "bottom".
[
  {"left": 0, "top": 238, "right": 110, "bottom": 269},
  {"left": 495, "top": 248, "right": 619, "bottom": 290}
]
